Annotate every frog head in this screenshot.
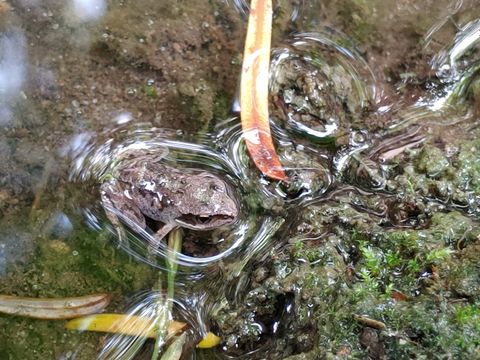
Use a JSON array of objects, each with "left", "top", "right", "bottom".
[{"left": 174, "top": 172, "right": 238, "bottom": 230}]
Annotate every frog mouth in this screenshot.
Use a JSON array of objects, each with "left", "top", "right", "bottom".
[{"left": 175, "top": 214, "right": 235, "bottom": 228}]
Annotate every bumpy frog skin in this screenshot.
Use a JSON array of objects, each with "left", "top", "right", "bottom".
[{"left": 100, "top": 148, "right": 238, "bottom": 246}]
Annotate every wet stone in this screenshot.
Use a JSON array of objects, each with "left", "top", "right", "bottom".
[
  {"left": 44, "top": 212, "right": 74, "bottom": 240},
  {"left": 14, "top": 140, "right": 50, "bottom": 167},
  {"left": 270, "top": 57, "right": 351, "bottom": 141},
  {"left": 0, "top": 225, "right": 35, "bottom": 275},
  {"left": 0, "top": 135, "right": 11, "bottom": 161},
  {"left": 359, "top": 328, "right": 386, "bottom": 360}
]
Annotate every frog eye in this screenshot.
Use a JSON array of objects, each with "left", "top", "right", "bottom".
[{"left": 210, "top": 183, "right": 223, "bottom": 192}]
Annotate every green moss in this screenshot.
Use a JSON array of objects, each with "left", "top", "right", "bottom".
[
  {"left": 336, "top": 0, "right": 377, "bottom": 44},
  {"left": 345, "top": 293, "right": 480, "bottom": 358},
  {"left": 291, "top": 241, "right": 326, "bottom": 263},
  {"left": 212, "top": 92, "right": 231, "bottom": 122},
  {"left": 0, "top": 316, "right": 100, "bottom": 360},
  {"left": 143, "top": 84, "right": 158, "bottom": 98},
  {"left": 389, "top": 137, "right": 480, "bottom": 215},
  {"left": 455, "top": 304, "right": 480, "bottom": 326},
  {"left": 25, "top": 227, "right": 158, "bottom": 296},
  {"left": 416, "top": 145, "right": 450, "bottom": 178},
  {"left": 358, "top": 244, "right": 383, "bottom": 276},
  {"left": 456, "top": 139, "right": 480, "bottom": 193},
  {"left": 215, "top": 196, "right": 480, "bottom": 358},
  {"left": 0, "top": 218, "right": 158, "bottom": 359},
  {"left": 429, "top": 211, "right": 479, "bottom": 247}
]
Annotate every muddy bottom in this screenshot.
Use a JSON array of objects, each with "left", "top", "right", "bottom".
[{"left": 0, "top": 0, "right": 479, "bottom": 359}]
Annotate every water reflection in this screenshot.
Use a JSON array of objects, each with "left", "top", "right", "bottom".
[
  {"left": 216, "top": 118, "right": 334, "bottom": 204},
  {"left": 431, "top": 19, "right": 480, "bottom": 80},
  {"left": 69, "top": 0, "right": 106, "bottom": 22},
  {"left": 425, "top": 15, "right": 480, "bottom": 114},
  {"left": 270, "top": 30, "right": 377, "bottom": 144},
  {"left": 0, "top": 31, "right": 26, "bottom": 127},
  {"left": 99, "top": 290, "right": 213, "bottom": 360},
  {"left": 225, "top": 0, "right": 304, "bottom": 21},
  {"left": 65, "top": 124, "right": 287, "bottom": 281}
]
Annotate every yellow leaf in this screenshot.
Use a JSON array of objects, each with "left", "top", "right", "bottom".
[
  {"left": 66, "top": 313, "right": 221, "bottom": 348},
  {"left": 196, "top": 331, "right": 221, "bottom": 348},
  {"left": 65, "top": 313, "right": 186, "bottom": 338}
]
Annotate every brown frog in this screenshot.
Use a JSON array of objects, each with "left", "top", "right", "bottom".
[{"left": 100, "top": 148, "right": 238, "bottom": 246}]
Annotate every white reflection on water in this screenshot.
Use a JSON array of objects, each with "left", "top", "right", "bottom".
[
  {"left": 70, "top": 0, "right": 106, "bottom": 22},
  {"left": 0, "top": 31, "right": 26, "bottom": 127}
]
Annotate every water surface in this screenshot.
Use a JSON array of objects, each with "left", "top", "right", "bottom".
[{"left": 0, "top": 0, "right": 480, "bottom": 359}]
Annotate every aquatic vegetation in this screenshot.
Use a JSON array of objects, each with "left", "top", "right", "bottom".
[
  {"left": 0, "top": 223, "right": 158, "bottom": 358},
  {"left": 213, "top": 197, "right": 480, "bottom": 358}
]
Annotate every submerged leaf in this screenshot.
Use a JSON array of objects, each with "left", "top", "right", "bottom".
[
  {"left": 66, "top": 313, "right": 220, "bottom": 348},
  {"left": 160, "top": 333, "right": 187, "bottom": 360},
  {"left": 196, "top": 331, "right": 221, "bottom": 348},
  {"left": 0, "top": 293, "right": 111, "bottom": 319},
  {"left": 65, "top": 313, "right": 186, "bottom": 339},
  {"left": 240, "top": 0, "right": 286, "bottom": 181}
]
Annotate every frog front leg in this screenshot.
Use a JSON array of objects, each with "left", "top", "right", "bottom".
[
  {"left": 150, "top": 222, "right": 178, "bottom": 248},
  {"left": 100, "top": 182, "right": 147, "bottom": 245}
]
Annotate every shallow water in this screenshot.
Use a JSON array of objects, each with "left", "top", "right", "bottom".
[{"left": 0, "top": 0, "right": 480, "bottom": 359}]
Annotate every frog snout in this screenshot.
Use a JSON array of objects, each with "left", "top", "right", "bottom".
[
  {"left": 198, "top": 214, "right": 212, "bottom": 223},
  {"left": 175, "top": 213, "right": 236, "bottom": 229}
]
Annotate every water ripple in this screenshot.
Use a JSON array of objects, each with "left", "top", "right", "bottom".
[
  {"left": 269, "top": 30, "right": 377, "bottom": 145},
  {"left": 64, "top": 123, "right": 286, "bottom": 282}
]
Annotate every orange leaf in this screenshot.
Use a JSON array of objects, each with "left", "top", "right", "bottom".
[
  {"left": 391, "top": 289, "right": 408, "bottom": 302},
  {"left": 240, "top": 0, "right": 286, "bottom": 181}
]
